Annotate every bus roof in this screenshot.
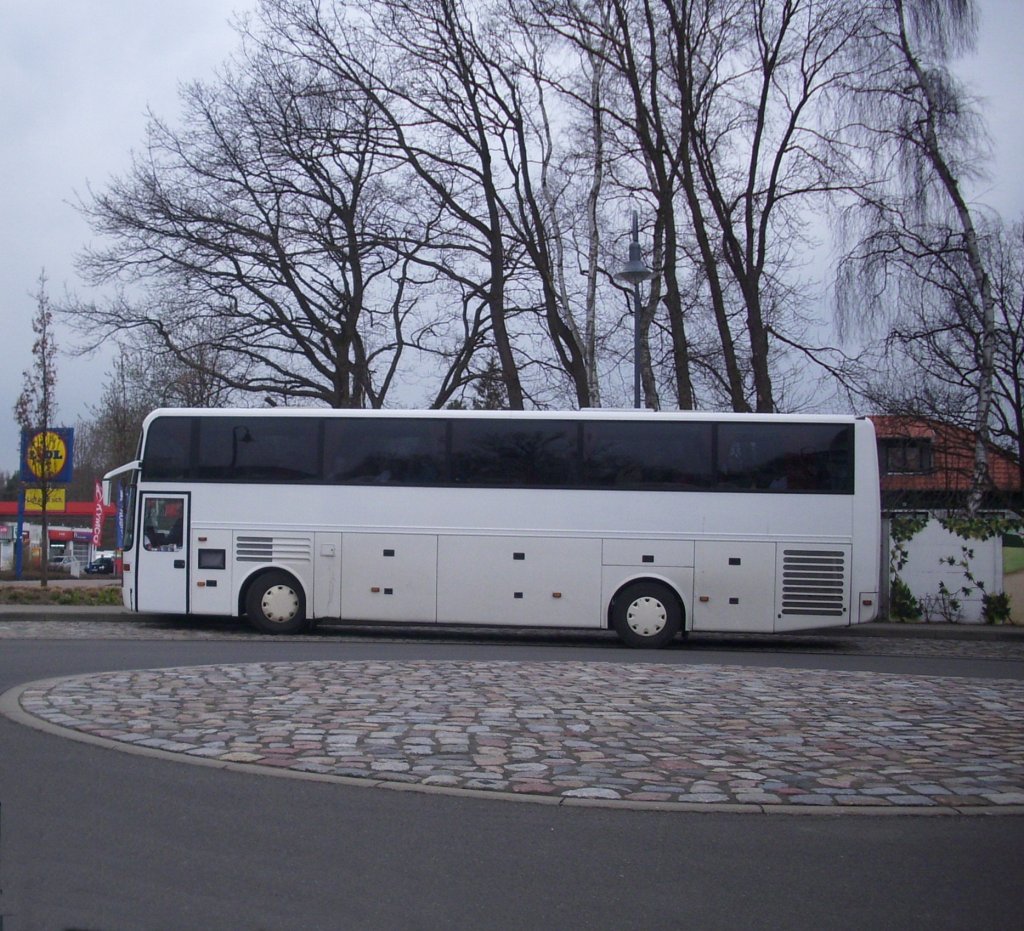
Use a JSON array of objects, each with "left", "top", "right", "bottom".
[{"left": 141, "top": 407, "right": 866, "bottom": 429}]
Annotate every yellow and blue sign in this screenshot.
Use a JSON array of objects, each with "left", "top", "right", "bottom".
[
  {"left": 25, "top": 487, "right": 66, "bottom": 512},
  {"left": 20, "top": 428, "right": 74, "bottom": 484}
]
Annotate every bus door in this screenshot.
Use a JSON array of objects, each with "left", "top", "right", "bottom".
[{"left": 136, "top": 494, "right": 190, "bottom": 614}]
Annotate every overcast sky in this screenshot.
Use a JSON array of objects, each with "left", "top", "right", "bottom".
[{"left": 1, "top": 0, "right": 1022, "bottom": 476}]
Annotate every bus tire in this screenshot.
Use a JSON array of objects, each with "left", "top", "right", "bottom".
[
  {"left": 611, "top": 581, "right": 682, "bottom": 649},
  {"left": 245, "top": 570, "right": 309, "bottom": 635}
]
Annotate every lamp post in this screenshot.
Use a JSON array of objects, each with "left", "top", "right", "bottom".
[{"left": 615, "top": 212, "right": 653, "bottom": 409}]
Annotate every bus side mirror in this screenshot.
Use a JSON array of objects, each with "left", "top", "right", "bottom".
[{"left": 102, "top": 460, "right": 141, "bottom": 506}]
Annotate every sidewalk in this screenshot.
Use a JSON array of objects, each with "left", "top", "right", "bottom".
[
  {"left": 2, "top": 598, "right": 1022, "bottom": 642},
  {"left": 799, "top": 620, "right": 1024, "bottom": 641}
]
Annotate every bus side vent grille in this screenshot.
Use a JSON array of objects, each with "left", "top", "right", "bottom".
[
  {"left": 236, "top": 535, "right": 312, "bottom": 563},
  {"left": 780, "top": 549, "right": 846, "bottom": 617}
]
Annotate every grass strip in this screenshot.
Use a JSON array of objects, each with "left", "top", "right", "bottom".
[{"left": 0, "top": 585, "right": 123, "bottom": 606}]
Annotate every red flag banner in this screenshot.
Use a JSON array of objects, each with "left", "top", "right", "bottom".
[{"left": 92, "top": 480, "right": 104, "bottom": 546}]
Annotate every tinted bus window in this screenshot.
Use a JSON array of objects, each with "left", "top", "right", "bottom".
[
  {"left": 451, "top": 420, "right": 578, "bottom": 486},
  {"left": 583, "top": 421, "right": 714, "bottom": 489},
  {"left": 324, "top": 418, "right": 447, "bottom": 484},
  {"left": 143, "top": 417, "right": 192, "bottom": 480},
  {"left": 197, "top": 417, "right": 321, "bottom": 481},
  {"left": 716, "top": 422, "right": 853, "bottom": 492}
]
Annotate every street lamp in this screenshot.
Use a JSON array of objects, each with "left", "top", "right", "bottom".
[{"left": 615, "top": 211, "right": 653, "bottom": 408}]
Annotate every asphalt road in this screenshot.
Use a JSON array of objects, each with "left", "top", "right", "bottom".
[{"left": 1, "top": 632, "right": 1022, "bottom": 930}]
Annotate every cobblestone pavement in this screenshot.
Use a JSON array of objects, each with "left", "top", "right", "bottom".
[{"left": 9, "top": 653, "right": 1024, "bottom": 813}]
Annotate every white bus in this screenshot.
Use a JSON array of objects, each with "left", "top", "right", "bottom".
[{"left": 105, "top": 408, "right": 880, "bottom": 647}]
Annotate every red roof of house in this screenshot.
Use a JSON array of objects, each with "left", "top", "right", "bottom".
[{"left": 870, "top": 415, "right": 1021, "bottom": 493}]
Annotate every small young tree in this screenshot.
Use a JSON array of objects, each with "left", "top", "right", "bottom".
[{"left": 13, "top": 272, "right": 60, "bottom": 586}]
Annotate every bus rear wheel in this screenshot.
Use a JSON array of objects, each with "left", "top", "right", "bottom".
[
  {"left": 246, "top": 570, "right": 309, "bottom": 635},
  {"left": 611, "top": 581, "right": 682, "bottom": 649}
]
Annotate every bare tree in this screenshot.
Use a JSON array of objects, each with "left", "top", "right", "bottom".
[
  {"left": 497, "top": 25, "right": 598, "bottom": 407},
  {"left": 839, "top": 0, "right": 997, "bottom": 513},
  {"left": 268, "top": 0, "right": 625, "bottom": 408},
  {"left": 70, "top": 28, "right": 434, "bottom": 410},
  {"left": 66, "top": 0, "right": 995, "bottom": 423},
  {"left": 67, "top": 348, "right": 147, "bottom": 500},
  {"left": 526, "top": 0, "right": 870, "bottom": 412},
  {"left": 14, "top": 272, "right": 60, "bottom": 586},
  {"left": 530, "top": 0, "right": 698, "bottom": 408},
  {"left": 265, "top": 0, "right": 536, "bottom": 406},
  {"left": 0, "top": 472, "right": 20, "bottom": 502},
  {"left": 577, "top": 36, "right": 610, "bottom": 405},
  {"left": 990, "top": 218, "right": 1024, "bottom": 491},
  {"left": 685, "top": 0, "right": 870, "bottom": 411},
  {"left": 849, "top": 216, "right": 1024, "bottom": 502},
  {"left": 505, "top": 0, "right": 625, "bottom": 407},
  {"left": 69, "top": 328, "right": 247, "bottom": 501}
]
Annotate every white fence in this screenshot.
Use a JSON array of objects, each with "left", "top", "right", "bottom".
[{"left": 888, "top": 517, "right": 1002, "bottom": 623}]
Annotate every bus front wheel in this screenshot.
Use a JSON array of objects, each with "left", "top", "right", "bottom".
[
  {"left": 611, "top": 581, "right": 682, "bottom": 649},
  {"left": 245, "top": 570, "right": 309, "bottom": 635}
]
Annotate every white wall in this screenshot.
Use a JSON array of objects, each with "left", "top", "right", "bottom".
[{"left": 900, "top": 519, "right": 1003, "bottom": 623}]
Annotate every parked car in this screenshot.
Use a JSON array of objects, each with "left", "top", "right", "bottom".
[{"left": 84, "top": 557, "right": 115, "bottom": 575}]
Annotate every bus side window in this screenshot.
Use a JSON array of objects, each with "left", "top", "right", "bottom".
[
  {"left": 142, "top": 497, "right": 184, "bottom": 551},
  {"left": 143, "top": 498, "right": 160, "bottom": 549}
]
